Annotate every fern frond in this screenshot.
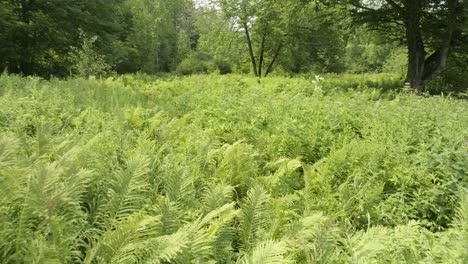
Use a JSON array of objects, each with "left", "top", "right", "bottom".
[
  {"left": 453, "top": 189, "right": 468, "bottom": 262},
  {"left": 214, "top": 141, "right": 258, "bottom": 192},
  {"left": 157, "top": 197, "right": 184, "bottom": 235},
  {"left": 264, "top": 158, "right": 302, "bottom": 191},
  {"left": 238, "top": 240, "right": 290, "bottom": 264},
  {"left": 285, "top": 212, "right": 344, "bottom": 263},
  {"left": 164, "top": 167, "right": 194, "bottom": 204},
  {"left": 98, "top": 154, "right": 151, "bottom": 225},
  {"left": 348, "top": 221, "right": 430, "bottom": 263},
  {"left": 202, "top": 183, "right": 234, "bottom": 212},
  {"left": 8, "top": 144, "right": 93, "bottom": 263},
  {"left": 240, "top": 185, "right": 271, "bottom": 251},
  {"left": 83, "top": 213, "right": 160, "bottom": 264},
  {"left": 142, "top": 203, "right": 238, "bottom": 263},
  {"left": 0, "top": 134, "right": 18, "bottom": 167},
  {"left": 348, "top": 225, "right": 389, "bottom": 262}
]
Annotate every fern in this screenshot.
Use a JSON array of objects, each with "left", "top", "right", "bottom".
[
  {"left": 157, "top": 197, "right": 184, "bottom": 235},
  {"left": 452, "top": 189, "right": 468, "bottom": 262},
  {"left": 214, "top": 141, "right": 258, "bottom": 196},
  {"left": 286, "top": 213, "right": 343, "bottom": 264},
  {"left": 239, "top": 185, "right": 271, "bottom": 251},
  {"left": 202, "top": 183, "right": 234, "bottom": 212},
  {"left": 6, "top": 145, "right": 92, "bottom": 263},
  {"left": 83, "top": 213, "right": 160, "bottom": 264},
  {"left": 1, "top": 74, "right": 466, "bottom": 263},
  {"left": 97, "top": 154, "right": 151, "bottom": 225},
  {"left": 238, "top": 240, "right": 290, "bottom": 264},
  {"left": 142, "top": 203, "right": 238, "bottom": 263}
]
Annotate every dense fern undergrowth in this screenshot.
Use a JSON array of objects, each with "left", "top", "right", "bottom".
[{"left": 0, "top": 74, "right": 467, "bottom": 263}]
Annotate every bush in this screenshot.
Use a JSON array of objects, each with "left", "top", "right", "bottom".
[
  {"left": 215, "top": 59, "right": 232, "bottom": 75},
  {"left": 68, "top": 30, "right": 113, "bottom": 78},
  {"left": 177, "top": 52, "right": 233, "bottom": 75},
  {"left": 176, "top": 52, "right": 215, "bottom": 75},
  {"left": 425, "top": 50, "right": 468, "bottom": 95}
]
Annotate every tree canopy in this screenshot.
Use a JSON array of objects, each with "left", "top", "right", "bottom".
[
  {"left": 350, "top": 0, "right": 466, "bottom": 90},
  {"left": 0, "top": 0, "right": 466, "bottom": 91}
]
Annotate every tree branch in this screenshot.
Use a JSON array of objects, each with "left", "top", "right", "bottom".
[
  {"left": 349, "top": 0, "right": 378, "bottom": 12},
  {"left": 384, "top": 0, "right": 403, "bottom": 11}
]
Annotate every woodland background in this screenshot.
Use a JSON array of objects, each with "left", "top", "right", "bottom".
[{"left": 0, "top": 0, "right": 467, "bottom": 92}]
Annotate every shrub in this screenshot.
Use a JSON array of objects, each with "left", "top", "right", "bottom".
[{"left": 68, "top": 30, "right": 113, "bottom": 78}]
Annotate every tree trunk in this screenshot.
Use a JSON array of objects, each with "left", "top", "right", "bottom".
[
  {"left": 258, "top": 35, "right": 266, "bottom": 77},
  {"left": 404, "top": 0, "right": 457, "bottom": 92},
  {"left": 19, "top": 0, "right": 34, "bottom": 75},
  {"left": 404, "top": 17, "right": 425, "bottom": 92},
  {"left": 420, "top": 0, "right": 456, "bottom": 87},
  {"left": 264, "top": 42, "right": 283, "bottom": 77},
  {"left": 243, "top": 22, "right": 258, "bottom": 77}
]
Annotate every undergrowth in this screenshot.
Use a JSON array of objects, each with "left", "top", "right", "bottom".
[{"left": 0, "top": 73, "right": 466, "bottom": 263}]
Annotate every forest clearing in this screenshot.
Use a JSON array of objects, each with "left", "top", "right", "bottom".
[{"left": 1, "top": 0, "right": 467, "bottom": 263}]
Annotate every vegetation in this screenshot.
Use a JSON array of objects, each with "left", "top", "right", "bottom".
[
  {"left": 0, "top": 74, "right": 466, "bottom": 263},
  {"left": 350, "top": 0, "right": 466, "bottom": 91},
  {"left": 0, "top": 0, "right": 467, "bottom": 263},
  {"left": 1, "top": 0, "right": 466, "bottom": 92}
]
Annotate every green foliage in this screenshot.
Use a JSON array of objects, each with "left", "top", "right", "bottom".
[
  {"left": 176, "top": 52, "right": 216, "bottom": 75},
  {"left": 344, "top": 27, "right": 396, "bottom": 73},
  {"left": 0, "top": 74, "right": 466, "bottom": 263},
  {"left": 425, "top": 49, "right": 468, "bottom": 95},
  {"left": 120, "top": 0, "right": 192, "bottom": 73},
  {"left": 69, "top": 31, "right": 113, "bottom": 78},
  {"left": 382, "top": 47, "right": 408, "bottom": 77},
  {"left": 0, "top": 0, "right": 124, "bottom": 77}
]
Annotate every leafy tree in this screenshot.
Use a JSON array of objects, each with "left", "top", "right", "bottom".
[
  {"left": 350, "top": 0, "right": 466, "bottom": 91},
  {"left": 0, "top": 0, "right": 124, "bottom": 77},
  {"left": 193, "top": 4, "right": 245, "bottom": 73},
  {"left": 219, "top": 0, "right": 292, "bottom": 77},
  {"left": 344, "top": 26, "right": 396, "bottom": 73},
  {"left": 278, "top": 1, "right": 349, "bottom": 74},
  {"left": 120, "top": 0, "right": 193, "bottom": 73},
  {"left": 68, "top": 31, "right": 113, "bottom": 78}
]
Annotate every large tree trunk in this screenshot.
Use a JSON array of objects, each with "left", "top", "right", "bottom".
[
  {"left": 243, "top": 22, "right": 258, "bottom": 77},
  {"left": 405, "top": 23, "right": 425, "bottom": 91},
  {"left": 404, "top": 0, "right": 457, "bottom": 92},
  {"left": 404, "top": 1, "right": 425, "bottom": 92}
]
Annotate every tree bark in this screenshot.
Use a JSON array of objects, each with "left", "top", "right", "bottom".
[
  {"left": 403, "top": 0, "right": 458, "bottom": 92},
  {"left": 404, "top": 19, "right": 425, "bottom": 91},
  {"left": 420, "top": 0, "right": 456, "bottom": 87},
  {"left": 243, "top": 22, "right": 258, "bottom": 77},
  {"left": 403, "top": 0, "right": 425, "bottom": 92},
  {"left": 258, "top": 34, "right": 266, "bottom": 77},
  {"left": 264, "top": 42, "right": 283, "bottom": 77}
]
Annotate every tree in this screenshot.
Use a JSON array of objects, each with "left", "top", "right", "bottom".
[
  {"left": 0, "top": 0, "right": 124, "bottom": 77},
  {"left": 120, "top": 0, "right": 192, "bottom": 73},
  {"left": 191, "top": 4, "right": 245, "bottom": 73},
  {"left": 278, "top": 1, "right": 349, "bottom": 74},
  {"left": 69, "top": 31, "right": 113, "bottom": 78},
  {"left": 344, "top": 26, "right": 396, "bottom": 73},
  {"left": 219, "top": 0, "right": 290, "bottom": 77},
  {"left": 350, "top": 0, "right": 466, "bottom": 91}
]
